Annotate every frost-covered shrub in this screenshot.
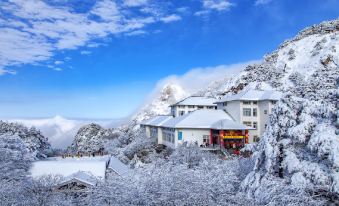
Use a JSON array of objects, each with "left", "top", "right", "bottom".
[{"left": 24, "top": 175, "right": 71, "bottom": 206}]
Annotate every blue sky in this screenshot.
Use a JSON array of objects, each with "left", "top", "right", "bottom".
[{"left": 0, "top": 0, "right": 338, "bottom": 119}]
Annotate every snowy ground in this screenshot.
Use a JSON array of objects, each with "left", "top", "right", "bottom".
[{"left": 30, "top": 156, "right": 110, "bottom": 179}]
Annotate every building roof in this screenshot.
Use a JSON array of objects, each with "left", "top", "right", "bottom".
[
  {"left": 161, "top": 109, "right": 245, "bottom": 129},
  {"left": 30, "top": 156, "right": 109, "bottom": 180},
  {"left": 211, "top": 119, "right": 254, "bottom": 130},
  {"left": 59, "top": 171, "right": 98, "bottom": 187},
  {"left": 170, "top": 96, "right": 217, "bottom": 107},
  {"left": 140, "top": 115, "right": 173, "bottom": 127},
  {"left": 108, "top": 156, "right": 131, "bottom": 176},
  {"left": 215, "top": 89, "right": 282, "bottom": 103}
]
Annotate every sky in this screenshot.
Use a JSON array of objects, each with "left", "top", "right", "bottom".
[{"left": 0, "top": 0, "right": 338, "bottom": 119}]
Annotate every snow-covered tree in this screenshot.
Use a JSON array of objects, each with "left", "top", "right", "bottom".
[{"left": 0, "top": 121, "right": 51, "bottom": 158}]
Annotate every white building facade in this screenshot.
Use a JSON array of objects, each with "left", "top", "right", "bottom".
[
  {"left": 141, "top": 110, "right": 251, "bottom": 150},
  {"left": 215, "top": 89, "right": 282, "bottom": 143},
  {"left": 170, "top": 96, "right": 217, "bottom": 117}
]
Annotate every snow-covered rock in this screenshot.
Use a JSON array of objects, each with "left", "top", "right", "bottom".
[
  {"left": 132, "top": 84, "right": 188, "bottom": 122},
  {"left": 69, "top": 123, "right": 121, "bottom": 153}
]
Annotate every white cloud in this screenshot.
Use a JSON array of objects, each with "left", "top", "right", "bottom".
[
  {"left": 0, "top": 68, "right": 17, "bottom": 75},
  {"left": 255, "top": 0, "right": 273, "bottom": 5},
  {"left": 176, "top": 7, "right": 189, "bottom": 13},
  {"left": 195, "top": 0, "right": 234, "bottom": 17},
  {"left": 54, "top": 60, "right": 64, "bottom": 65},
  {"left": 141, "top": 60, "right": 257, "bottom": 107},
  {"left": 160, "top": 14, "right": 182, "bottom": 23},
  {"left": 202, "top": 0, "right": 234, "bottom": 11},
  {"left": 157, "top": 61, "right": 255, "bottom": 94},
  {"left": 124, "top": 0, "right": 148, "bottom": 7},
  {"left": 194, "top": 10, "right": 211, "bottom": 17},
  {"left": 80, "top": 50, "right": 92, "bottom": 55},
  {"left": 53, "top": 67, "right": 62, "bottom": 72},
  {"left": 64, "top": 57, "right": 71, "bottom": 61},
  {"left": 125, "top": 30, "right": 147, "bottom": 36},
  {"left": 7, "top": 116, "right": 125, "bottom": 148},
  {"left": 0, "top": 0, "right": 183, "bottom": 73}
]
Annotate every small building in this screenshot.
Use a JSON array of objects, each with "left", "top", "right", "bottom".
[
  {"left": 140, "top": 115, "right": 173, "bottom": 143},
  {"left": 170, "top": 96, "right": 217, "bottom": 117},
  {"left": 215, "top": 89, "right": 282, "bottom": 143},
  {"left": 56, "top": 171, "right": 98, "bottom": 194},
  {"left": 141, "top": 110, "right": 252, "bottom": 150}
]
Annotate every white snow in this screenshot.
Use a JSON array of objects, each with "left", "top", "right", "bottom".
[
  {"left": 108, "top": 156, "right": 131, "bottom": 176},
  {"left": 140, "top": 115, "right": 173, "bottom": 127},
  {"left": 171, "top": 96, "right": 217, "bottom": 106},
  {"left": 161, "top": 109, "right": 235, "bottom": 129},
  {"left": 30, "top": 156, "right": 110, "bottom": 179},
  {"left": 216, "top": 89, "right": 282, "bottom": 102}
]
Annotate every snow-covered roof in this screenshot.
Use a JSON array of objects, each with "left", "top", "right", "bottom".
[
  {"left": 170, "top": 96, "right": 217, "bottom": 107},
  {"left": 108, "top": 156, "right": 131, "bottom": 176},
  {"left": 140, "top": 115, "right": 173, "bottom": 127},
  {"left": 60, "top": 171, "right": 98, "bottom": 187},
  {"left": 30, "top": 156, "right": 109, "bottom": 179},
  {"left": 161, "top": 109, "right": 248, "bottom": 130},
  {"left": 211, "top": 119, "right": 254, "bottom": 130},
  {"left": 216, "top": 89, "right": 282, "bottom": 103}
]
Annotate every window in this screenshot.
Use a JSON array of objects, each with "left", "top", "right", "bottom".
[
  {"left": 178, "top": 105, "right": 185, "bottom": 108},
  {"left": 162, "top": 129, "right": 175, "bottom": 143},
  {"left": 178, "top": 131, "right": 183, "bottom": 140},
  {"left": 197, "top": 106, "right": 204, "bottom": 109},
  {"left": 150, "top": 127, "right": 158, "bottom": 138},
  {"left": 203, "top": 135, "right": 210, "bottom": 143},
  {"left": 271, "top": 100, "right": 277, "bottom": 104},
  {"left": 253, "top": 101, "right": 258, "bottom": 105},
  {"left": 207, "top": 106, "right": 214, "bottom": 109},
  {"left": 264, "top": 110, "right": 268, "bottom": 114},
  {"left": 253, "top": 136, "right": 260, "bottom": 142},
  {"left": 223, "top": 102, "right": 227, "bottom": 106},
  {"left": 253, "top": 108, "right": 257, "bottom": 117},
  {"left": 188, "top": 105, "right": 195, "bottom": 109},
  {"left": 179, "top": 111, "right": 185, "bottom": 116},
  {"left": 243, "top": 121, "right": 252, "bottom": 127},
  {"left": 253, "top": 122, "right": 258, "bottom": 129},
  {"left": 243, "top": 101, "right": 251, "bottom": 105},
  {"left": 243, "top": 108, "right": 252, "bottom": 116}
]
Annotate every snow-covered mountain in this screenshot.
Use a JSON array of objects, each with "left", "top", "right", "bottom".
[
  {"left": 132, "top": 84, "right": 188, "bottom": 122},
  {"left": 69, "top": 123, "right": 121, "bottom": 153},
  {"left": 5, "top": 116, "right": 126, "bottom": 149},
  {"left": 236, "top": 19, "right": 339, "bottom": 202},
  {"left": 130, "top": 19, "right": 339, "bottom": 202}
]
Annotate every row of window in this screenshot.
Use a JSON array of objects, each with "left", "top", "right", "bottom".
[
  {"left": 223, "top": 100, "right": 277, "bottom": 107},
  {"left": 243, "top": 101, "right": 257, "bottom": 105},
  {"left": 203, "top": 135, "right": 210, "bottom": 143},
  {"left": 243, "top": 121, "right": 257, "bottom": 129},
  {"left": 243, "top": 108, "right": 258, "bottom": 117},
  {"left": 177, "top": 105, "right": 217, "bottom": 109},
  {"left": 162, "top": 131, "right": 175, "bottom": 143}
]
